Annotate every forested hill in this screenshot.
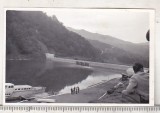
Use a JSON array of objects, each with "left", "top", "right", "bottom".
[
  {"left": 67, "top": 27, "right": 149, "bottom": 59},
  {"left": 6, "top": 11, "right": 149, "bottom": 67},
  {"left": 67, "top": 27, "right": 149, "bottom": 67},
  {"left": 6, "top": 11, "right": 100, "bottom": 60}
]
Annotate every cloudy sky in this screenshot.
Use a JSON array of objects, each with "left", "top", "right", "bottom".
[
  {"left": 44, "top": 9, "right": 149, "bottom": 43},
  {"left": 3, "top": 0, "right": 159, "bottom": 43}
]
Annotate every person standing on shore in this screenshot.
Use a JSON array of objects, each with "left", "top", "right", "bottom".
[
  {"left": 77, "top": 86, "right": 80, "bottom": 93},
  {"left": 73, "top": 87, "right": 76, "bottom": 94},
  {"left": 75, "top": 87, "right": 78, "bottom": 94},
  {"left": 71, "top": 88, "right": 73, "bottom": 95}
]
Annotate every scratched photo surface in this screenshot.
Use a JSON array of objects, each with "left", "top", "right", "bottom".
[{"left": 5, "top": 9, "right": 150, "bottom": 104}]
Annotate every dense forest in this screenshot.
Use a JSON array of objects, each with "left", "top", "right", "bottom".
[
  {"left": 68, "top": 28, "right": 149, "bottom": 67},
  {"left": 6, "top": 11, "right": 100, "bottom": 60},
  {"left": 88, "top": 39, "right": 149, "bottom": 67},
  {"left": 6, "top": 11, "right": 149, "bottom": 67}
]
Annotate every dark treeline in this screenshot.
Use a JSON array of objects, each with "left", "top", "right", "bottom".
[
  {"left": 6, "top": 11, "right": 149, "bottom": 67},
  {"left": 6, "top": 11, "right": 100, "bottom": 61},
  {"left": 88, "top": 40, "right": 149, "bottom": 67}
]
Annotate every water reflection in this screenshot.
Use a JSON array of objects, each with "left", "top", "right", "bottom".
[
  {"left": 6, "top": 60, "right": 123, "bottom": 94},
  {"left": 6, "top": 60, "right": 92, "bottom": 92},
  {"left": 59, "top": 74, "right": 121, "bottom": 94}
]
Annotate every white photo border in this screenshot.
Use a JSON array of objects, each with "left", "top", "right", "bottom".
[{"left": 2, "top": 8, "right": 155, "bottom": 106}]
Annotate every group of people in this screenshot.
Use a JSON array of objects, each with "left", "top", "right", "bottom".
[{"left": 71, "top": 87, "right": 80, "bottom": 94}]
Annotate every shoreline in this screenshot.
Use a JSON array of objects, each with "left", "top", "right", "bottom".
[
  {"left": 18, "top": 76, "right": 141, "bottom": 103},
  {"left": 29, "top": 77, "right": 124, "bottom": 103},
  {"left": 42, "top": 79, "right": 110, "bottom": 99},
  {"left": 18, "top": 77, "right": 120, "bottom": 103},
  {"left": 48, "top": 78, "right": 121, "bottom": 103}
]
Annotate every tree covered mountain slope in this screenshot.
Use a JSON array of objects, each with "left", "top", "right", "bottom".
[
  {"left": 6, "top": 11, "right": 100, "bottom": 60},
  {"left": 68, "top": 28, "right": 149, "bottom": 67},
  {"left": 6, "top": 11, "right": 149, "bottom": 67},
  {"left": 67, "top": 27, "right": 149, "bottom": 59}
]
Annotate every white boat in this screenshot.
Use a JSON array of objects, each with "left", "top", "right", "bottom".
[{"left": 5, "top": 83, "right": 46, "bottom": 100}]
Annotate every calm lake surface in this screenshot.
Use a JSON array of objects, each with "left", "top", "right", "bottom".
[{"left": 6, "top": 60, "right": 122, "bottom": 94}]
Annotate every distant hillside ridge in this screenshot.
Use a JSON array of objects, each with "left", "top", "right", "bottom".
[
  {"left": 67, "top": 27, "right": 149, "bottom": 59},
  {"left": 68, "top": 27, "right": 149, "bottom": 67},
  {"left": 6, "top": 11, "right": 100, "bottom": 61},
  {"left": 6, "top": 11, "right": 149, "bottom": 67}
]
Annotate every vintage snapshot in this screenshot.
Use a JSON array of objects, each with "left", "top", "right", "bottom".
[{"left": 4, "top": 8, "right": 154, "bottom": 105}]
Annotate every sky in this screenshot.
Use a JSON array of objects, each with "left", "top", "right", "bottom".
[
  {"left": 2, "top": 0, "right": 159, "bottom": 44},
  {"left": 43, "top": 9, "right": 149, "bottom": 43}
]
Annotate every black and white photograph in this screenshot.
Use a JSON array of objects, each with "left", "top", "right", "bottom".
[{"left": 5, "top": 8, "right": 153, "bottom": 104}]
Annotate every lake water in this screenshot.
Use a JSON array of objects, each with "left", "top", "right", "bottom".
[
  {"left": 6, "top": 59, "right": 122, "bottom": 94},
  {"left": 58, "top": 74, "right": 121, "bottom": 94}
]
